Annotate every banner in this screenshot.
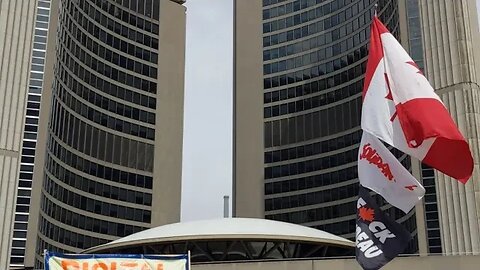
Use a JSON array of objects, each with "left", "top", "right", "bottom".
[
  {"left": 358, "top": 131, "right": 425, "bottom": 214},
  {"left": 45, "top": 252, "right": 189, "bottom": 270},
  {"left": 356, "top": 186, "right": 411, "bottom": 270}
]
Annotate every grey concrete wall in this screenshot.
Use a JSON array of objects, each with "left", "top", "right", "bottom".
[
  {"left": 419, "top": 0, "right": 480, "bottom": 255},
  {"left": 0, "top": 0, "right": 36, "bottom": 268},
  {"left": 193, "top": 255, "right": 480, "bottom": 270},
  {"left": 232, "top": 0, "right": 265, "bottom": 218},
  {"left": 151, "top": 0, "right": 186, "bottom": 226}
]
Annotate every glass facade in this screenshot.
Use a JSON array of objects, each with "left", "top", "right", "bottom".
[
  {"left": 261, "top": 0, "right": 418, "bottom": 253},
  {"left": 9, "top": 0, "right": 52, "bottom": 268},
  {"left": 34, "top": 0, "right": 163, "bottom": 267}
]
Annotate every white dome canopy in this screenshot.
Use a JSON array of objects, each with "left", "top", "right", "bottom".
[{"left": 85, "top": 218, "right": 354, "bottom": 253}]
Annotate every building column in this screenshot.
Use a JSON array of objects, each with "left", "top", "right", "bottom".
[{"left": 419, "top": 0, "right": 480, "bottom": 255}]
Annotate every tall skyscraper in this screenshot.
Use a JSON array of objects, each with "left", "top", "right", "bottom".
[
  {"left": 23, "top": 0, "right": 186, "bottom": 268},
  {"left": 234, "top": 0, "right": 418, "bottom": 251},
  {"left": 234, "top": 0, "right": 480, "bottom": 258}
]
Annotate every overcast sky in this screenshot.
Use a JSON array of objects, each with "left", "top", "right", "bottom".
[
  {"left": 181, "top": 0, "right": 233, "bottom": 221},
  {"left": 478, "top": 0, "right": 480, "bottom": 28}
]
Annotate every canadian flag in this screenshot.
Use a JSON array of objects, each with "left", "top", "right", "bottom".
[
  {"left": 358, "top": 132, "right": 425, "bottom": 214},
  {"left": 362, "top": 17, "right": 473, "bottom": 183}
]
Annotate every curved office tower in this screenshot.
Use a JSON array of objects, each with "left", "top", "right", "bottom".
[
  {"left": 235, "top": 0, "right": 418, "bottom": 253},
  {"left": 24, "top": 0, "right": 186, "bottom": 268}
]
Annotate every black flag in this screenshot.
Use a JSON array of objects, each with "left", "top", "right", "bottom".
[{"left": 356, "top": 185, "right": 411, "bottom": 270}]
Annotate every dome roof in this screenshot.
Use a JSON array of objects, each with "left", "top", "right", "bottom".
[{"left": 85, "top": 218, "right": 354, "bottom": 253}]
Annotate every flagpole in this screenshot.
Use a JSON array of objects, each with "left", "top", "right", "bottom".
[{"left": 374, "top": 3, "right": 378, "bottom": 17}]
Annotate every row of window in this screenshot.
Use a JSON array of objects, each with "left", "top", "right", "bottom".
[
  {"left": 266, "top": 192, "right": 408, "bottom": 225},
  {"left": 55, "top": 77, "right": 155, "bottom": 140},
  {"left": 60, "top": 42, "right": 156, "bottom": 106},
  {"left": 264, "top": 4, "right": 373, "bottom": 57},
  {"left": 21, "top": 144, "right": 37, "bottom": 164},
  {"left": 58, "top": 64, "right": 155, "bottom": 125},
  {"left": 265, "top": 45, "right": 367, "bottom": 85},
  {"left": 264, "top": 99, "right": 361, "bottom": 147},
  {"left": 265, "top": 146, "right": 410, "bottom": 180},
  {"left": 72, "top": 0, "right": 159, "bottom": 50},
  {"left": 422, "top": 164, "right": 442, "bottom": 253},
  {"left": 62, "top": 20, "right": 158, "bottom": 80},
  {"left": 267, "top": 199, "right": 356, "bottom": 221},
  {"left": 265, "top": 147, "right": 358, "bottom": 179},
  {"left": 263, "top": 7, "right": 398, "bottom": 63},
  {"left": 265, "top": 165, "right": 357, "bottom": 194},
  {"left": 47, "top": 156, "right": 152, "bottom": 206},
  {"left": 50, "top": 97, "right": 155, "bottom": 172},
  {"left": 265, "top": 129, "right": 362, "bottom": 163},
  {"left": 263, "top": 0, "right": 341, "bottom": 19},
  {"left": 41, "top": 195, "right": 147, "bottom": 237},
  {"left": 262, "top": 0, "right": 291, "bottom": 7},
  {"left": 57, "top": 54, "right": 156, "bottom": 110},
  {"left": 263, "top": 21, "right": 369, "bottom": 66},
  {"left": 265, "top": 84, "right": 361, "bottom": 119},
  {"left": 90, "top": 0, "right": 160, "bottom": 34},
  {"left": 62, "top": 3, "right": 158, "bottom": 65},
  {"left": 266, "top": 182, "right": 360, "bottom": 211},
  {"left": 316, "top": 219, "right": 356, "bottom": 238},
  {"left": 264, "top": 49, "right": 367, "bottom": 90},
  {"left": 263, "top": 0, "right": 374, "bottom": 36},
  {"left": 43, "top": 175, "right": 152, "bottom": 223},
  {"left": 38, "top": 216, "right": 109, "bottom": 250},
  {"left": 264, "top": 72, "right": 362, "bottom": 105},
  {"left": 89, "top": 0, "right": 159, "bottom": 37},
  {"left": 60, "top": 35, "right": 157, "bottom": 96},
  {"left": 95, "top": 0, "right": 161, "bottom": 21},
  {"left": 47, "top": 136, "right": 153, "bottom": 189}
]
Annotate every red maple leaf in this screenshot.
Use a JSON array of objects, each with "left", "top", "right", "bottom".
[
  {"left": 384, "top": 73, "right": 393, "bottom": 101},
  {"left": 406, "top": 61, "right": 424, "bottom": 75},
  {"left": 405, "top": 185, "right": 418, "bottom": 191},
  {"left": 384, "top": 73, "right": 397, "bottom": 122},
  {"left": 359, "top": 207, "right": 375, "bottom": 222}
]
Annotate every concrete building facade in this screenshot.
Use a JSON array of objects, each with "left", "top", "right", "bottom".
[
  {"left": 418, "top": 0, "right": 480, "bottom": 255},
  {"left": 23, "top": 0, "right": 186, "bottom": 268}
]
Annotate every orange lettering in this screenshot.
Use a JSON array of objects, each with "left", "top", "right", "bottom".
[
  {"left": 61, "top": 260, "right": 80, "bottom": 270},
  {"left": 121, "top": 261, "right": 138, "bottom": 267},
  {"left": 92, "top": 262, "right": 109, "bottom": 270},
  {"left": 157, "top": 263, "right": 164, "bottom": 270}
]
